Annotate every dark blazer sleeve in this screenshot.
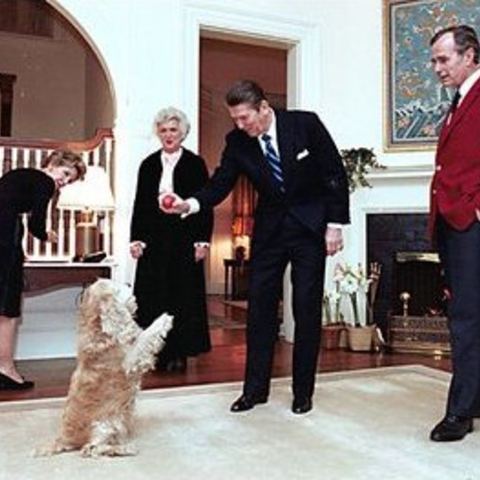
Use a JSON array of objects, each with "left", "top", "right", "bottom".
[
  {"left": 194, "top": 133, "right": 243, "bottom": 210},
  {"left": 306, "top": 112, "right": 350, "bottom": 224},
  {"left": 130, "top": 153, "right": 161, "bottom": 244},
  {"left": 28, "top": 176, "right": 55, "bottom": 241},
  {"left": 175, "top": 151, "right": 214, "bottom": 243}
]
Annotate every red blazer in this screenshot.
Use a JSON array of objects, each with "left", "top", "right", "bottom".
[{"left": 429, "top": 75, "right": 480, "bottom": 236}]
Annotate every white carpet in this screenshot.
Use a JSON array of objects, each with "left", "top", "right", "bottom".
[{"left": 0, "top": 366, "right": 478, "bottom": 480}]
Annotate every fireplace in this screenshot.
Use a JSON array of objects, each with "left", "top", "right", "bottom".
[
  {"left": 366, "top": 213, "right": 450, "bottom": 353},
  {"left": 393, "top": 251, "right": 445, "bottom": 317},
  {"left": 366, "top": 213, "right": 432, "bottom": 329}
]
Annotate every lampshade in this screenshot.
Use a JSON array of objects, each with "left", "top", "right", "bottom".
[
  {"left": 57, "top": 166, "right": 115, "bottom": 259},
  {"left": 57, "top": 166, "right": 115, "bottom": 211}
]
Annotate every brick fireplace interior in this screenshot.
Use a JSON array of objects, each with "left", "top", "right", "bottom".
[{"left": 366, "top": 213, "right": 446, "bottom": 334}]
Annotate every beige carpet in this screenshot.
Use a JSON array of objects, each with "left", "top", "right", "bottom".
[{"left": 1, "top": 366, "right": 478, "bottom": 480}]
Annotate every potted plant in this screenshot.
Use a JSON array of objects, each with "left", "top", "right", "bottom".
[
  {"left": 321, "top": 288, "right": 346, "bottom": 350},
  {"left": 333, "top": 262, "right": 375, "bottom": 352},
  {"left": 340, "top": 147, "right": 386, "bottom": 193}
]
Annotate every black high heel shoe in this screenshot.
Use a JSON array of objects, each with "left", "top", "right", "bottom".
[{"left": 0, "top": 372, "right": 35, "bottom": 390}]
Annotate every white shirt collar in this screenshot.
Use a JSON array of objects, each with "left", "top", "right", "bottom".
[
  {"left": 258, "top": 109, "right": 278, "bottom": 149},
  {"left": 159, "top": 148, "right": 182, "bottom": 194},
  {"left": 161, "top": 148, "right": 182, "bottom": 165},
  {"left": 458, "top": 67, "right": 480, "bottom": 104}
]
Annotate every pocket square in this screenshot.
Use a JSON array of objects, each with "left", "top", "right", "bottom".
[{"left": 296, "top": 149, "right": 309, "bottom": 160}]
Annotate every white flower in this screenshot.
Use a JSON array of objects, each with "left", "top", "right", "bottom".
[{"left": 332, "top": 263, "right": 371, "bottom": 327}]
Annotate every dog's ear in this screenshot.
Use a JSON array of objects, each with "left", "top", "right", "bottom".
[
  {"left": 98, "top": 290, "right": 118, "bottom": 334},
  {"left": 80, "top": 279, "right": 116, "bottom": 332}
]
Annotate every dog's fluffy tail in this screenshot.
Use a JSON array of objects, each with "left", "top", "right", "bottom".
[{"left": 123, "top": 313, "right": 173, "bottom": 375}]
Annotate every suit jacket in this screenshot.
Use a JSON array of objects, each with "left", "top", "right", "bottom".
[
  {"left": 430, "top": 76, "right": 480, "bottom": 234},
  {"left": 195, "top": 109, "right": 350, "bottom": 250},
  {"left": 130, "top": 148, "right": 213, "bottom": 246}
]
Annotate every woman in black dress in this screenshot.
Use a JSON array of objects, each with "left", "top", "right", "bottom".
[
  {"left": 0, "top": 150, "right": 86, "bottom": 390},
  {"left": 130, "top": 107, "right": 213, "bottom": 372}
]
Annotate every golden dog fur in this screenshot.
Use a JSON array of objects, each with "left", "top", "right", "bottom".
[{"left": 37, "top": 278, "right": 173, "bottom": 457}]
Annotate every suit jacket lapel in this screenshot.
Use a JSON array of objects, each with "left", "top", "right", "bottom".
[
  {"left": 275, "top": 110, "right": 294, "bottom": 182},
  {"left": 243, "top": 130, "right": 286, "bottom": 194},
  {"left": 438, "top": 78, "right": 480, "bottom": 150}
]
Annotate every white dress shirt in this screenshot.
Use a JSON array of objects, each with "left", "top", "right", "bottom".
[{"left": 158, "top": 148, "right": 182, "bottom": 194}]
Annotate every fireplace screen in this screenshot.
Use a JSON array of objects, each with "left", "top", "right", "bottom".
[{"left": 393, "top": 251, "right": 446, "bottom": 317}]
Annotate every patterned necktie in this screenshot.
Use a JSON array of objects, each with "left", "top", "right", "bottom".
[
  {"left": 449, "top": 90, "right": 461, "bottom": 120},
  {"left": 261, "top": 133, "right": 285, "bottom": 191}
]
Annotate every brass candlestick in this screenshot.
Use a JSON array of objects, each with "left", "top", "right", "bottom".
[{"left": 400, "top": 292, "right": 411, "bottom": 317}]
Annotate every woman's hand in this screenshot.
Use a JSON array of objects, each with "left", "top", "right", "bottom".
[
  {"left": 194, "top": 244, "right": 209, "bottom": 262},
  {"left": 46, "top": 231, "right": 58, "bottom": 243}
]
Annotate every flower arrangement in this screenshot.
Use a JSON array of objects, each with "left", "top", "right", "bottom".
[
  {"left": 323, "top": 262, "right": 382, "bottom": 328},
  {"left": 340, "top": 147, "right": 386, "bottom": 193},
  {"left": 322, "top": 289, "right": 342, "bottom": 326},
  {"left": 334, "top": 263, "right": 370, "bottom": 327}
]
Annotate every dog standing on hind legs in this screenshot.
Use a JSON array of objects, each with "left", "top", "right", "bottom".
[{"left": 37, "top": 278, "right": 173, "bottom": 457}]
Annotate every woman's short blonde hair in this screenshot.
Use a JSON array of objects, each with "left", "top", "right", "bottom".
[
  {"left": 153, "top": 107, "right": 190, "bottom": 140},
  {"left": 42, "top": 150, "right": 87, "bottom": 181}
]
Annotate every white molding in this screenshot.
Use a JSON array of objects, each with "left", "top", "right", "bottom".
[
  {"left": 368, "top": 164, "right": 434, "bottom": 181},
  {"left": 183, "top": 2, "right": 321, "bottom": 148}
]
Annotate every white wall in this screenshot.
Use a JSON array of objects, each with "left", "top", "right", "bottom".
[
  {"left": 0, "top": 24, "right": 86, "bottom": 140},
  {"left": 17, "top": 0, "right": 435, "bottom": 359},
  {"left": 54, "top": 0, "right": 435, "bottom": 274}
]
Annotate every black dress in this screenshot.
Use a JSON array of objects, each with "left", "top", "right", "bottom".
[
  {"left": 130, "top": 149, "right": 214, "bottom": 360},
  {"left": 0, "top": 169, "right": 55, "bottom": 317}
]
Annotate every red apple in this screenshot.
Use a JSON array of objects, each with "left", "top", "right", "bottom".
[{"left": 161, "top": 194, "right": 175, "bottom": 209}]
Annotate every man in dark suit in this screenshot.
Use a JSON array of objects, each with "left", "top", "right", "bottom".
[
  {"left": 161, "top": 80, "right": 349, "bottom": 414},
  {"left": 429, "top": 25, "right": 480, "bottom": 442}
]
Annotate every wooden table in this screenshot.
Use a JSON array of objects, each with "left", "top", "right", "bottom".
[
  {"left": 223, "top": 259, "right": 250, "bottom": 300},
  {"left": 24, "top": 262, "right": 115, "bottom": 295}
]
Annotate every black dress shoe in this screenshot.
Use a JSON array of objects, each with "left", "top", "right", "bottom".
[
  {"left": 430, "top": 414, "right": 473, "bottom": 442},
  {"left": 292, "top": 397, "right": 313, "bottom": 414},
  {"left": 0, "top": 372, "right": 35, "bottom": 391},
  {"left": 230, "top": 394, "right": 268, "bottom": 412}
]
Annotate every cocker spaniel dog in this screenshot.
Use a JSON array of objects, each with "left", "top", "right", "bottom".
[{"left": 37, "top": 278, "right": 173, "bottom": 457}]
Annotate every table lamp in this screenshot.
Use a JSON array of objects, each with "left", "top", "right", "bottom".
[{"left": 57, "top": 166, "right": 115, "bottom": 258}]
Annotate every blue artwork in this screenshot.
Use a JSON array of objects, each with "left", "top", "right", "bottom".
[{"left": 386, "top": 0, "right": 480, "bottom": 149}]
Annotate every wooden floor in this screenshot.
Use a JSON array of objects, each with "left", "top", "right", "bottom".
[{"left": 0, "top": 296, "right": 452, "bottom": 402}]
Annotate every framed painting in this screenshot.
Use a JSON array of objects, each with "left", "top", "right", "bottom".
[{"left": 384, "top": 0, "right": 480, "bottom": 151}]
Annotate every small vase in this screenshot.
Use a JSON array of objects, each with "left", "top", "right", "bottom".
[
  {"left": 321, "top": 324, "right": 345, "bottom": 350},
  {"left": 347, "top": 325, "right": 375, "bottom": 352}
]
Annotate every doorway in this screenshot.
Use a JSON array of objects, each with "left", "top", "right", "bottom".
[{"left": 199, "top": 33, "right": 288, "bottom": 294}]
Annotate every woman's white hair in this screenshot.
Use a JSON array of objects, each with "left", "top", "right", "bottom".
[{"left": 152, "top": 106, "right": 190, "bottom": 140}]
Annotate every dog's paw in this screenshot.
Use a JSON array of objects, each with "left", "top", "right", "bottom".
[
  {"left": 151, "top": 313, "right": 174, "bottom": 339},
  {"left": 33, "top": 441, "right": 74, "bottom": 457},
  {"left": 33, "top": 445, "right": 53, "bottom": 457},
  {"left": 81, "top": 442, "right": 138, "bottom": 457}
]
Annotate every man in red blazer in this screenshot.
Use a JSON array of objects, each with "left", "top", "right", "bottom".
[{"left": 429, "top": 25, "right": 480, "bottom": 442}]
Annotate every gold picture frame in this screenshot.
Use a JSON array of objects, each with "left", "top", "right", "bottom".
[{"left": 383, "top": 0, "right": 480, "bottom": 151}]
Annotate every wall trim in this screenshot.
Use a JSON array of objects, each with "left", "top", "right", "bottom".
[{"left": 183, "top": 1, "right": 321, "bottom": 148}]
